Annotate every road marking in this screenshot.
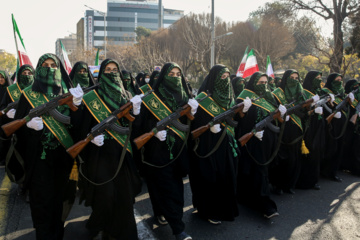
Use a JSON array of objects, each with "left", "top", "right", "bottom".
[{"left": 0, "top": 175, "right": 11, "bottom": 236}]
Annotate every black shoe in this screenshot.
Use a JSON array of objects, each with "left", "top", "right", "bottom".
[
  {"left": 175, "top": 231, "right": 192, "bottom": 240},
  {"left": 313, "top": 184, "right": 321, "bottom": 190},
  {"left": 156, "top": 215, "right": 168, "bottom": 225},
  {"left": 332, "top": 175, "right": 342, "bottom": 182}
]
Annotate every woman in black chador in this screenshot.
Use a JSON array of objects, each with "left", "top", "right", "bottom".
[
  {"left": 236, "top": 72, "right": 286, "bottom": 218},
  {"left": 321, "top": 73, "right": 351, "bottom": 182},
  {"left": 75, "top": 59, "right": 142, "bottom": 239},
  {"left": 188, "top": 65, "right": 245, "bottom": 224},
  {"left": 296, "top": 71, "right": 327, "bottom": 190},
  {"left": 340, "top": 79, "right": 360, "bottom": 175},
  {"left": 133, "top": 62, "right": 196, "bottom": 240}
]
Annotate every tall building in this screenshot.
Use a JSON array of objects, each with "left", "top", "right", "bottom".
[
  {"left": 77, "top": 18, "right": 85, "bottom": 51},
  {"left": 83, "top": 0, "right": 184, "bottom": 49}
]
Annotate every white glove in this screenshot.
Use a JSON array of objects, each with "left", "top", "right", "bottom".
[
  {"left": 155, "top": 130, "right": 167, "bottom": 141},
  {"left": 314, "top": 106, "right": 323, "bottom": 115},
  {"left": 348, "top": 92, "right": 355, "bottom": 103},
  {"left": 26, "top": 117, "right": 43, "bottom": 131},
  {"left": 210, "top": 123, "right": 221, "bottom": 134},
  {"left": 334, "top": 112, "right": 341, "bottom": 119},
  {"left": 278, "top": 104, "right": 287, "bottom": 117},
  {"left": 69, "top": 84, "right": 84, "bottom": 106},
  {"left": 285, "top": 115, "right": 290, "bottom": 121},
  {"left": 329, "top": 93, "right": 335, "bottom": 103},
  {"left": 187, "top": 98, "right": 199, "bottom": 115},
  {"left": 242, "top": 97, "right": 252, "bottom": 113},
  {"left": 6, "top": 109, "right": 16, "bottom": 119},
  {"left": 91, "top": 134, "right": 104, "bottom": 147},
  {"left": 255, "top": 130, "right": 264, "bottom": 141},
  {"left": 130, "top": 95, "right": 142, "bottom": 115},
  {"left": 311, "top": 94, "right": 320, "bottom": 106}
]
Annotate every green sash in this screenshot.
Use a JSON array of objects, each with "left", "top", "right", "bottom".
[
  {"left": 142, "top": 91, "right": 186, "bottom": 140},
  {"left": 139, "top": 84, "right": 152, "bottom": 94},
  {"left": 303, "top": 89, "right": 315, "bottom": 99},
  {"left": 272, "top": 87, "right": 303, "bottom": 131},
  {"left": 321, "top": 87, "right": 348, "bottom": 114},
  {"left": 22, "top": 86, "right": 74, "bottom": 149},
  {"left": 82, "top": 90, "right": 132, "bottom": 154},
  {"left": 196, "top": 92, "right": 235, "bottom": 137},
  {"left": 237, "top": 89, "right": 276, "bottom": 113},
  {"left": 7, "top": 83, "right": 22, "bottom": 102}
]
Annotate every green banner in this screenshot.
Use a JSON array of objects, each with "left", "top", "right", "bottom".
[
  {"left": 237, "top": 89, "right": 276, "bottom": 113},
  {"left": 22, "top": 86, "right": 74, "bottom": 149},
  {"left": 196, "top": 92, "right": 235, "bottom": 136},
  {"left": 139, "top": 84, "right": 152, "bottom": 94},
  {"left": 7, "top": 83, "right": 22, "bottom": 102},
  {"left": 82, "top": 90, "right": 132, "bottom": 154},
  {"left": 272, "top": 87, "right": 303, "bottom": 131},
  {"left": 142, "top": 91, "right": 186, "bottom": 140}
]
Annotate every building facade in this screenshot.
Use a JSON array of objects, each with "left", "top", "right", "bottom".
[
  {"left": 55, "top": 33, "right": 77, "bottom": 64},
  {"left": 83, "top": 0, "right": 184, "bottom": 49}
]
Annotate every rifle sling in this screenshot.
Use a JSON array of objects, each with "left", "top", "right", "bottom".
[
  {"left": 78, "top": 122, "right": 132, "bottom": 186},
  {"left": 192, "top": 123, "right": 228, "bottom": 159},
  {"left": 141, "top": 119, "right": 191, "bottom": 168},
  {"left": 245, "top": 120, "right": 285, "bottom": 166},
  {"left": 328, "top": 106, "right": 350, "bottom": 140},
  {"left": 5, "top": 134, "right": 25, "bottom": 184}
]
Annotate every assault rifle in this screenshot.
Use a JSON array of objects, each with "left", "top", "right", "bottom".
[
  {"left": 326, "top": 89, "right": 358, "bottom": 124},
  {"left": 1, "top": 85, "right": 98, "bottom": 137},
  {"left": 307, "top": 94, "right": 334, "bottom": 115},
  {"left": 282, "top": 98, "right": 315, "bottom": 117},
  {"left": 133, "top": 94, "right": 210, "bottom": 150},
  {"left": 238, "top": 109, "right": 285, "bottom": 146},
  {"left": 191, "top": 97, "right": 260, "bottom": 139},
  {"left": 66, "top": 90, "right": 153, "bottom": 159},
  {"left": 350, "top": 102, "right": 360, "bottom": 125},
  {"left": 0, "top": 100, "right": 19, "bottom": 118}
]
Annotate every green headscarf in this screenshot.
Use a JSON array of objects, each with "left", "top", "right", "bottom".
[
  {"left": 98, "top": 59, "right": 128, "bottom": 110},
  {"left": 331, "top": 78, "right": 345, "bottom": 96},
  {"left": 213, "top": 67, "right": 232, "bottom": 109},
  {"left": 18, "top": 66, "right": 34, "bottom": 90},
  {"left": 72, "top": 63, "right": 89, "bottom": 87},
  {"left": 158, "top": 63, "right": 189, "bottom": 110},
  {"left": 0, "top": 71, "right": 8, "bottom": 89},
  {"left": 253, "top": 73, "right": 278, "bottom": 107},
  {"left": 283, "top": 70, "right": 306, "bottom": 103}
]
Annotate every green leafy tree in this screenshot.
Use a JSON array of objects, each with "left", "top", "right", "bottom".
[
  {"left": 0, "top": 51, "right": 17, "bottom": 73},
  {"left": 135, "top": 26, "right": 152, "bottom": 42}
]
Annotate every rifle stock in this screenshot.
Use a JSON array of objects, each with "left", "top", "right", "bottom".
[
  {"left": 350, "top": 113, "right": 358, "bottom": 125},
  {"left": 58, "top": 95, "right": 78, "bottom": 112},
  {"left": 66, "top": 137, "right": 92, "bottom": 159},
  {"left": 273, "top": 110, "right": 284, "bottom": 123},
  {"left": 0, "top": 111, "right": 3, "bottom": 118},
  {"left": 2, "top": 118, "right": 27, "bottom": 137},
  {"left": 115, "top": 102, "right": 135, "bottom": 122},
  {"left": 326, "top": 113, "right": 335, "bottom": 124},
  {"left": 191, "top": 124, "right": 211, "bottom": 139},
  {"left": 239, "top": 132, "right": 255, "bottom": 146},
  {"left": 133, "top": 131, "right": 155, "bottom": 150}
]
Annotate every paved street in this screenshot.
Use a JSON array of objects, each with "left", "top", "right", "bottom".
[{"left": 1, "top": 164, "right": 360, "bottom": 240}]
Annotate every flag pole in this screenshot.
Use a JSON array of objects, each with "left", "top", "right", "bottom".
[{"left": 11, "top": 14, "right": 21, "bottom": 79}]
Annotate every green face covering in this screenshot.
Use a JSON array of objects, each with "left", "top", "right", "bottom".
[
  {"left": 284, "top": 72, "right": 305, "bottom": 103},
  {"left": 18, "top": 75, "right": 34, "bottom": 89},
  {"left": 331, "top": 80, "right": 345, "bottom": 96},
  {"left": 73, "top": 73, "right": 89, "bottom": 87},
  {"left": 213, "top": 68, "right": 232, "bottom": 109},
  {"left": 98, "top": 71, "right": 128, "bottom": 110},
  {"left": 35, "top": 66, "right": 62, "bottom": 96},
  {"left": 269, "top": 83, "right": 276, "bottom": 90},
  {"left": 312, "top": 75, "right": 323, "bottom": 95},
  {"left": 254, "top": 75, "right": 277, "bottom": 106}
]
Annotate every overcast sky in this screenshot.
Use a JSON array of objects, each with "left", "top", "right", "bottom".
[{"left": 1, "top": 0, "right": 332, "bottom": 66}]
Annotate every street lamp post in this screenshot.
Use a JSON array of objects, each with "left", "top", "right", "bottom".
[
  {"left": 85, "top": 5, "right": 106, "bottom": 59},
  {"left": 210, "top": 0, "right": 233, "bottom": 67}
]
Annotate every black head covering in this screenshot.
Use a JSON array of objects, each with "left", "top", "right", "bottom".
[
  {"left": 135, "top": 72, "right": 145, "bottom": 87},
  {"left": 16, "top": 64, "right": 35, "bottom": 90},
  {"left": 275, "top": 76, "right": 281, "bottom": 87},
  {"left": 198, "top": 64, "right": 234, "bottom": 108},
  {"left": 246, "top": 72, "right": 265, "bottom": 92},
  {"left": 0, "top": 70, "right": 13, "bottom": 87},
  {"left": 230, "top": 74, "right": 236, "bottom": 80},
  {"left": 232, "top": 76, "right": 245, "bottom": 97},
  {"left": 345, "top": 79, "right": 359, "bottom": 94},
  {"left": 152, "top": 62, "right": 191, "bottom": 109},
  {"left": 69, "top": 61, "right": 95, "bottom": 87},
  {"left": 149, "top": 70, "right": 160, "bottom": 87},
  {"left": 302, "top": 70, "right": 322, "bottom": 93},
  {"left": 279, "top": 69, "right": 306, "bottom": 103},
  {"left": 31, "top": 53, "right": 72, "bottom": 96},
  {"left": 324, "top": 73, "right": 343, "bottom": 91}
]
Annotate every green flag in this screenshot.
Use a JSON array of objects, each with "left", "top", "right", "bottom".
[{"left": 95, "top": 49, "right": 100, "bottom": 66}]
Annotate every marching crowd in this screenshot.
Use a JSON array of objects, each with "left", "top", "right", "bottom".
[{"left": 1, "top": 53, "right": 360, "bottom": 240}]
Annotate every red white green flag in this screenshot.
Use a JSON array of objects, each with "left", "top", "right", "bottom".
[
  {"left": 60, "top": 40, "right": 72, "bottom": 74},
  {"left": 242, "top": 49, "right": 259, "bottom": 78},
  {"left": 12, "top": 14, "right": 33, "bottom": 68},
  {"left": 266, "top": 55, "right": 275, "bottom": 78},
  {"left": 236, "top": 46, "right": 248, "bottom": 77}
]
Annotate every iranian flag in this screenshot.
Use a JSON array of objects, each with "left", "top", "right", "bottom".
[
  {"left": 266, "top": 55, "right": 275, "bottom": 78},
  {"left": 236, "top": 46, "right": 248, "bottom": 77},
  {"left": 60, "top": 40, "right": 72, "bottom": 74},
  {"left": 242, "top": 49, "right": 259, "bottom": 78},
  {"left": 12, "top": 14, "right": 33, "bottom": 69}
]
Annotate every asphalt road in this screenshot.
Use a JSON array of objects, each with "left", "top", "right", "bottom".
[{"left": 1, "top": 165, "right": 360, "bottom": 240}]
